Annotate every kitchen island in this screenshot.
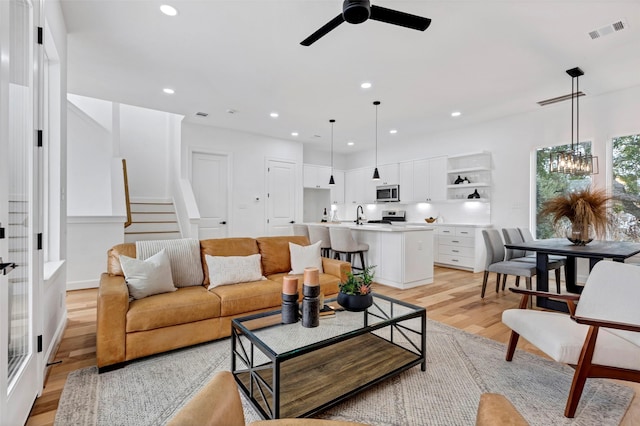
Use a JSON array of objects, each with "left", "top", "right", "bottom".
[{"left": 319, "top": 223, "right": 434, "bottom": 290}]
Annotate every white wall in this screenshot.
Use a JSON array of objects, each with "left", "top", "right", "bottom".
[
  {"left": 182, "top": 122, "right": 304, "bottom": 237},
  {"left": 340, "top": 85, "right": 640, "bottom": 230}
]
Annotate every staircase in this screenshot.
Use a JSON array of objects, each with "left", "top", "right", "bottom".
[{"left": 124, "top": 202, "right": 182, "bottom": 243}]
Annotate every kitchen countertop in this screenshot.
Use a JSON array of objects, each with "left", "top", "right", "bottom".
[{"left": 307, "top": 222, "right": 434, "bottom": 232}]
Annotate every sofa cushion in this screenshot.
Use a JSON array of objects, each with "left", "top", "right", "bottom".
[
  {"left": 209, "top": 279, "right": 283, "bottom": 317},
  {"left": 136, "top": 239, "right": 204, "bottom": 288},
  {"left": 120, "top": 249, "right": 177, "bottom": 300},
  {"left": 256, "top": 236, "right": 310, "bottom": 276},
  {"left": 267, "top": 272, "right": 340, "bottom": 296},
  {"left": 201, "top": 238, "right": 260, "bottom": 285},
  {"left": 126, "top": 286, "right": 221, "bottom": 332},
  {"left": 108, "top": 243, "right": 137, "bottom": 276},
  {"left": 206, "top": 254, "right": 265, "bottom": 289},
  {"left": 289, "top": 241, "right": 323, "bottom": 274}
]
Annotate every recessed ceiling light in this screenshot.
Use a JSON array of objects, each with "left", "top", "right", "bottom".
[
  {"left": 291, "top": 132, "right": 299, "bottom": 137},
  {"left": 361, "top": 82, "right": 372, "bottom": 89},
  {"left": 163, "top": 88, "right": 175, "bottom": 94},
  {"left": 451, "top": 111, "right": 461, "bottom": 117},
  {"left": 347, "top": 141, "right": 355, "bottom": 146},
  {"left": 160, "top": 5, "right": 178, "bottom": 16},
  {"left": 270, "top": 112, "right": 279, "bottom": 118},
  {"left": 389, "top": 129, "right": 398, "bottom": 134}
]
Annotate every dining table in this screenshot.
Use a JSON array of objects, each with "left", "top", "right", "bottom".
[{"left": 503, "top": 238, "right": 640, "bottom": 312}]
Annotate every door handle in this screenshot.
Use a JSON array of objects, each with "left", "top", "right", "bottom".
[
  {"left": 0, "top": 257, "right": 17, "bottom": 276},
  {"left": 289, "top": 221, "right": 295, "bottom": 224},
  {"left": 219, "top": 221, "right": 227, "bottom": 225}
]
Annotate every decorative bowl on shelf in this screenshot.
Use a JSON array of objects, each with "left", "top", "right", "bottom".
[{"left": 425, "top": 217, "right": 437, "bottom": 223}]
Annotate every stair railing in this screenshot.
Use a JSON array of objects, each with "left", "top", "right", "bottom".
[{"left": 123, "top": 159, "right": 132, "bottom": 228}]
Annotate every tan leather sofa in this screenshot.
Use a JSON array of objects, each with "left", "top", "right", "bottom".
[{"left": 97, "top": 236, "right": 351, "bottom": 371}]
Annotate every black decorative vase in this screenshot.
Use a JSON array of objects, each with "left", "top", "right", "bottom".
[{"left": 337, "top": 292, "right": 373, "bottom": 312}]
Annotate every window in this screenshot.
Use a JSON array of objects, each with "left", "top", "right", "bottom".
[
  {"left": 535, "top": 143, "right": 592, "bottom": 239},
  {"left": 611, "top": 134, "right": 640, "bottom": 242}
]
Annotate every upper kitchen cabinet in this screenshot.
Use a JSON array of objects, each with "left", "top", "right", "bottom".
[
  {"left": 345, "top": 167, "right": 377, "bottom": 204},
  {"left": 399, "top": 157, "right": 447, "bottom": 202},
  {"left": 375, "top": 163, "right": 399, "bottom": 186},
  {"left": 303, "top": 164, "right": 332, "bottom": 189},
  {"left": 446, "top": 152, "right": 491, "bottom": 201},
  {"left": 329, "top": 170, "right": 345, "bottom": 205}
]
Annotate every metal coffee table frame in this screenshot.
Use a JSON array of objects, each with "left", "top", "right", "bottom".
[{"left": 231, "top": 293, "right": 426, "bottom": 420}]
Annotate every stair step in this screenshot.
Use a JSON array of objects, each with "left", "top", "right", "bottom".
[
  {"left": 130, "top": 202, "right": 175, "bottom": 213},
  {"left": 125, "top": 221, "right": 180, "bottom": 233},
  {"left": 131, "top": 212, "right": 177, "bottom": 222},
  {"left": 124, "top": 231, "right": 182, "bottom": 243}
]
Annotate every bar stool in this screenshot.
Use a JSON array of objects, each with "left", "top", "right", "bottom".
[
  {"left": 292, "top": 224, "right": 309, "bottom": 239},
  {"left": 307, "top": 225, "right": 332, "bottom": 257},
  {"left": 329, "top": 227, "right": 369, "bottom": 271}
]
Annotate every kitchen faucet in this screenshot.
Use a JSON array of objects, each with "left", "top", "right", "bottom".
[{"left": 356, "top": 205, "right": 364, "bottom": 225}]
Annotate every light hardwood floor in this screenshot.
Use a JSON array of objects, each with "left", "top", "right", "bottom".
[{"left": 26, "top": 266, "right": 639, "bottom": 425}]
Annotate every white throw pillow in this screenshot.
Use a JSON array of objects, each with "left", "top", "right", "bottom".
[
  {"left": 206, "top": 254, "right": 265, "bottom": 289},
  {"left": 289, "top": 241, "right": 324, "bottom": 275},
  {"left": 120, "top": 249, "right": 177, "bottom": 300}
]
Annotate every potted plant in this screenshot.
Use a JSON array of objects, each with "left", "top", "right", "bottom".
[
  {"left": 539, "top": 186, "right": 611, "bottom": 245},
  {"left": 337, "top": 266, "right": 375, "bottom": 311}
]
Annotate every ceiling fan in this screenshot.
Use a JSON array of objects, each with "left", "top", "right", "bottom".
[{"left": 300, "top": 0, "right": 431, "bottom": 46}]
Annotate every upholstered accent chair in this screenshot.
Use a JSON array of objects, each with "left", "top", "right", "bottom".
[{"left": 502, "top": 260, "right": 640, "bottom": 417}]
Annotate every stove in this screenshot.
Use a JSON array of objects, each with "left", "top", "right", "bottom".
[{"left": 368, "top": 210, "right": 406, "bottom": 224}]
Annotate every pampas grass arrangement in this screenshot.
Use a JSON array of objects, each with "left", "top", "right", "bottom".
[{"left": 539, "top": 187, "right": 611, "bottom": 240}]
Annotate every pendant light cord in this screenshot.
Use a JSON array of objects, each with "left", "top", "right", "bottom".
[
  {"left": 576, "top": 74, "right": 579, "bottom": 153},
  {"left": 375, "top": 102, "right": 379, "bottom": 167},
  {"left": 571, "top": 76, "right": 575, "bottom": 152},
  {"left": 330, "top": 119, "right": 334, "bottom": 172}
]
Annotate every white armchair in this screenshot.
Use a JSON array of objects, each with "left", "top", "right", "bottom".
[{"left": 502, "top": 260, "right": 640, "bottom": 418}]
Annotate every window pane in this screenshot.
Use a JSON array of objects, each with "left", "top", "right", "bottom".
[
  {"left": 535, "top": 143, "right": 592, "bottom": 239},
  {"left": 611, "top": 134, "right": 640, "bottom": 242}
]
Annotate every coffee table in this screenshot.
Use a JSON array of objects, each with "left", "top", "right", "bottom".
[{"left": 231, "top": 293, "right": 426, "bottom": 420}]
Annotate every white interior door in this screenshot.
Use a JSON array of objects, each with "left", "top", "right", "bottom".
[
  {"left": 191, "top": 152, "right": 229, "bottom": 239},
  {"left": 0, "top": 0, "right": 40, "bottom": 424},
  {"left": 266, "top": 160, "right": 296, "bottom": 236}
]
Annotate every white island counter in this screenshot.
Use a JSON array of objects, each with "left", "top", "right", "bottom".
[{"left": 321, "top": 223, "right": 435, "bottom": 290}]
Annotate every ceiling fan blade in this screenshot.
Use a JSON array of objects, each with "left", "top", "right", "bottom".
[
  {"left": 369, "top": 5, "right": 431, "bottom": 31},
  {"left": 300, "top": 14, "right": 345, "bottom": 46}
]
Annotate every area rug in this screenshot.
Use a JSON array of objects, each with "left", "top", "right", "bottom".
[{"left": 55, "top": 320, "right": 633, "bottom": 425}]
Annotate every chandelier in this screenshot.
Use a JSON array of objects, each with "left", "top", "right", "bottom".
[{"left": 549, "top": 67, "right": 598, "bottom": 175}]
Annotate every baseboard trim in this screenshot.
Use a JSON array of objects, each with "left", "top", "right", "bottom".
[{"left": 67, "top": 279, "right": 99, "bottom": 291}]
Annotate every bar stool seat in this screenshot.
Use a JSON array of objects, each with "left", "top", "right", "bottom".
[
  {"left": 308, "top": 225, "right": 332, "bottom": 257},
  {"left": 292, "top": 224, "right": 309, "bottom": 239},
  {"left": 329, "top": 227, "right": 369, "bottom": 271}
]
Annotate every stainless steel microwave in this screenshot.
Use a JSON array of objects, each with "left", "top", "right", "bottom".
[{"left": 376, "top": 184, "right": 400, "bottom": 202}]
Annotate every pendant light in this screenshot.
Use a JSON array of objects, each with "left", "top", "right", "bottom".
[
  {"left": 549, "top": 67, "right": 598, "bottom": 175},
  {"left": 372, "top": 101, "right": 381, "bottom": 180},
  {"left": 329, "top": 119, "right": 336, "bottom": 185}
]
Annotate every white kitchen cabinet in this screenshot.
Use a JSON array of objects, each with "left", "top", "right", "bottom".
[
  {"left": 303, "top": 164, "right": 332, "bottom": 189},
  {"left": 329, "top": 170, "right": 345, "bottom": 204},
  {"left": 434, "top": 225, "right": 488, "bottom": 273},
  {"left": 376, "top": 163, "right": 399, "bottom": 186},
  {"left": 346, "top": 167, "right": 377, "bottom": 204},
  {"left": 352, "top": 227, "right": 434, "bottom": 289},
  {"left": 398, "top": 157, "right": 446, "bottom": 202},
  {"left": 446, "top": 152, "right": 491, "bottom": 201}
]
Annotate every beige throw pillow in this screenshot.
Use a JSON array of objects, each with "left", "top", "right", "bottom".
[
  {"left": 206, "top": 254, "right": 265, "bottom": 289},
  {"left": 120, "top": 249, "right": 177, "bottom": 300},
  {"left": 289, "top": 241, "right": 323, "bottom": 274}
]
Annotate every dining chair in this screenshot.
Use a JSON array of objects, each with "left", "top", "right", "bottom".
[
  {"left": 502, "top": 260, "right": 640, "bottom": 418},
  {"left": 292, "top": 224, "right": 309, "bottom": 239},
  {"left": 329, "top": 227, "right": 369, "bottom": 271},
  {"left": 480, "top": 229, "right": 537, "bottom": 298},
  {"left": 307, "top": 225, "right": 332, "bottom": 257},
  {"left": 502, "top": 228, "right": 564, "bottom": 293},
  {"left": 519, "top": 227, "right": 569, "bottom": 266}
]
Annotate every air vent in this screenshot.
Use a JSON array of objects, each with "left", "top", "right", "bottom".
[
  {"left": 195, "top": 112, "right": 208, "bottom": 117},
  {"left": 537, "top": 91, "right": 585, "bottom": 107},
  {"left": 589, "top": 19, "right": 627, "bottom": 39}
]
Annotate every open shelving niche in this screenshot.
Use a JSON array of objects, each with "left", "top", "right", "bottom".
[{"left": 446, "top": 152, "right": 491, "bottom": 202}]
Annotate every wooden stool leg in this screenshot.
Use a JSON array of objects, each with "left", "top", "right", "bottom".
[{"left": 359, "top": 251, "right": 366, "bottom": 270}]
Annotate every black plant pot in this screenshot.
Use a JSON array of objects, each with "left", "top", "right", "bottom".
[{"left": 337, "top": 292, "right": 373, "bottom": 312}]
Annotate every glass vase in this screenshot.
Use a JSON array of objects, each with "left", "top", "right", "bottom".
[{"left": 566, "top": 222, "right": 595, "bottom": 246}]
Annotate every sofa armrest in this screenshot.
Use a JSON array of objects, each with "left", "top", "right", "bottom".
[
  {"left": 97, "top": 273, "right": 129, "bottom": 369},
  {"left": 321, "top": 257, "right": 351, "bottom": 282}
]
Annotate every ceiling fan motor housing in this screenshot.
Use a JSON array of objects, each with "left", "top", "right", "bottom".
[{"left": 343, "top": 0, "right": 371, "bottom": 24}]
